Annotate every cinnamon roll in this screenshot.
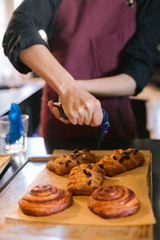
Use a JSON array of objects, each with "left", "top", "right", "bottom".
[
  {"left": 98, "top": 148, "right": 145, "bottom": 176},
  {"left": 88, "top": 185, "right": 140, "bottom": 218},
  {"left": 18, "top": 184, "right": 72, "bottom": 216}
]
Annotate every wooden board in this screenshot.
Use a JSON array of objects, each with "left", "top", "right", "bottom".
[
  {"left": 5, "top": 150, "right": 155, "bottom": 239},
  {"left": 0, "top": 154, "right": 12, "bottom": 174}
]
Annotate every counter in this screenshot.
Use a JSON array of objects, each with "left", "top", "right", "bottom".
[
  {"left": 0, "top": 79, "right": 44, "bottom": 117},
  {"left": 0, "top": 137, "right": 160, "bottom": 240},
  {"left": 0, "top": 79, "right": 44, "bottom": 136}
]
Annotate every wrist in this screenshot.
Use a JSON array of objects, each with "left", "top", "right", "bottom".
[{"left": 56, "top": 72, "right": 77, "bottom": 97}]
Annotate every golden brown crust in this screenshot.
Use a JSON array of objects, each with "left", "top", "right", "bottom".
[
  {"left": 47, "top": 148, "right": 98, "bottom": 175},
  {"left": 67, "top": 163, "right": 105, "bottom": 195},
  {"left": 69, "top": 148, "right": 98, "bottom": 163},
  {"left": 18, "top": 184, "right": 72, "bottom": 216},
  {"left": 47, "top": 155, "right": 80, "bottom": 175},
  {"left": 88, "top": 185, "right": 140, "bottom": 218},
  {"left": 98, "top": 148, "right": 145, "bottom": 177}
]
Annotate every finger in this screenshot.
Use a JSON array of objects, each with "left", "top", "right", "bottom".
[
  {"left": 81, "top": 109, "right": 92, "bottom": 126},
  {"left": 76, "top": 107, "right": 85, "bottom": 125},
  {"left": 91, "top": 108, "right": 103, "bottom": 127},
  {"left": 77, "top": 116, "right": 84, "bottom": 125},
  {"left": 66, "top": 110, "right": 78, "bottom": 125},
  {"left": 59, "top": 118, "right": 70, "bottom": 124},
  {"left": 51, "top": 106, "right": 62, "bottom": 119},
  {"left": 48, "top": 101, "right": 70, "bottom": 124},
  {"left": 47, "top": 100, "right": 54, "bottom": 108},
  {"left": 48, "top": 101, "right": 63, "bottom": 119},
  {"left": 84, "top": 114, "right": 91, "bottom": 125},
  {"left": 69, "top": 117, "right": 78, "bottom": 125}
]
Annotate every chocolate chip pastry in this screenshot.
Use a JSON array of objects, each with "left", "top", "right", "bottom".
[
  {"left": 88, "top": 185, "right": 140, "bottom": 218},
  {"left": 18, "top": 184, "right": 72, "bottom": 216},
  {"left": 47, "top": 148, "right": 98, "bottom": 175},
  {"left": 67, "top": 163, "right": 105, "bottom": 195},
  {"left": 98, "top": 148, "right": 145, "bottom": 177}
]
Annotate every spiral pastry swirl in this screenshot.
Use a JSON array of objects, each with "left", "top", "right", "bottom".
[
  {"left": 88, "top": 185, "right": 140, "bottom": 218},
  {"left": 18, "top": 184, "right": 72, "bottom": 216}
]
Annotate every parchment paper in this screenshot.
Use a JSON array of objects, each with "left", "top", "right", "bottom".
[{"left": 6, "top": 150, "right": 156, "bottom": 226}]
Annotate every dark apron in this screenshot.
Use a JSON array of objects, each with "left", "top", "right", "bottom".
[{"left": 40, "top": 0, "right": 137, "bottom": 139}]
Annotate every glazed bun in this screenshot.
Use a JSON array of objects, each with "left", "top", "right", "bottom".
[{"left": 88, "top": 185, "right": 140, "bottom": 218}]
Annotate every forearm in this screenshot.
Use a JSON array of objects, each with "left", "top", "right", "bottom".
[
  {"left": 19, "top": 44, "right": 76, "bottom": 96},
  {"left": 77, "top": 74, "right": 137, "bottom": 97},
  {"left": 19, "top": 44, "right": 103, "bottom": 126}
]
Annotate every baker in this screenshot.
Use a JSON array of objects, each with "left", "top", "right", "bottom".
[{"left": 3, "top": 0, "right": 160, "bottom": 139}]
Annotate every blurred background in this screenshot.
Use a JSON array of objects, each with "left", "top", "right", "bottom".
[
  {"left": 0, "top": 0, "right": 44, "bottom": 137},
  {"left": 0, "top": 0, "right": 31, "bottom": 88},
  {"left": 0, "top": 0, "right": 160, "bottom": 139}
]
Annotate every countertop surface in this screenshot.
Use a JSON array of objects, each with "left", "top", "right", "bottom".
[
  {"left": 0, "top": 137, "right": 160, "bottom": 240},
  {"left": 0, "top": 79, "right": 44, "bottom": 117}
]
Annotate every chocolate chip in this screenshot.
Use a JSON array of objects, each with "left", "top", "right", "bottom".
[
  {"left": 83, "top": 169, "right": 87, "bottom": 174},
  {"left": 77, "top": 160, "right": 81, "bottom": 165},
  {"left": 119, "top": 158, "right": 123, "bottom": 163},
  {"left": 98, "top": 164, "right": 104, "bottom": 169},
  {"left": 123, "top": 151, "right": 131, "bottom": 155},
  {"left": 131, "top": 149, "right": 138, "bottom": 155},
  {"left": 59, "top": 161, "right": 64, "bottom": 165},
  {"left": 69, "top": 149, "right": 80, "bottom": 159},
  {"left": 113, "top": 156, "right": 117, "bottom": 160},
  {"left": 69, "top": 153, "right": 76, "bottom": 159},
  {"left": 69, "top": 154, "right": 73, "bottom": 159},
  {"left": 83, "top": 169, "right": 92, "bottom": 177},
  {"left": 119, "top": 155, "right": 130, "bottom": 163},
  {"left": 88, "top": 180, "right": 92, "bottom": 186},
  {"left": 73, "top": 148, "right": 79, "bottom": 153},
  {"left": 75, "top": 153, "right": 80, "bottom": 157},
  {"left": 87, "top": 164, "right": 93, "bottom": 169},
  {"left": 65, "top": 160, "right": 72, "bottom": 167}
]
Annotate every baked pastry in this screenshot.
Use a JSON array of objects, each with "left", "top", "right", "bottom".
[
  {"left": 88, "top": 185, "right": 140, "bottom": 218},
  {"left": 98, "top": 148, "right": 145, "bottom": 176},
  {"left": 18, "top": 184, "right": 72, "bottom": 216},
  {"left": 47, "top": 154, "right": 80, "bottom": 175},
  {"left": 67, "top": 163, "right": 105, "bottom": 195},
  {"left": 69, "top": 148, "right": 98, "bottom": 163},
  {"left": 47, "top": 148, "right": 98, "bottom": 175}
]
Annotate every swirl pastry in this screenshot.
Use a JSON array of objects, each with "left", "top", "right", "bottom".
[
  {"left": 88, "top": 185, "right": 140, "bottom": 218},
  {"left": 67, "top": 163, "right": 105, "bottom": 195},
  {"left": 47, "top": 148, "right": 98, "bottom": 175},
  {"left": 98, "top": 148, "right": 145, "bottom": 176},
  {"left": 18, "top": 184, "right": 72, "bottom": 216}
]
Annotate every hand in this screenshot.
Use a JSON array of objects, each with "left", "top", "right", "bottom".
[
  {"left": 48, "top": 83, "right": 103, "bottom": 127},
  {"left": 47, "top": 101, "right": 70, "bottom": 124}
]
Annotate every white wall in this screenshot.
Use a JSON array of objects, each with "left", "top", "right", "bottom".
[{"left": 0, "top": 0, "right": 29, "bottom": 87}]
